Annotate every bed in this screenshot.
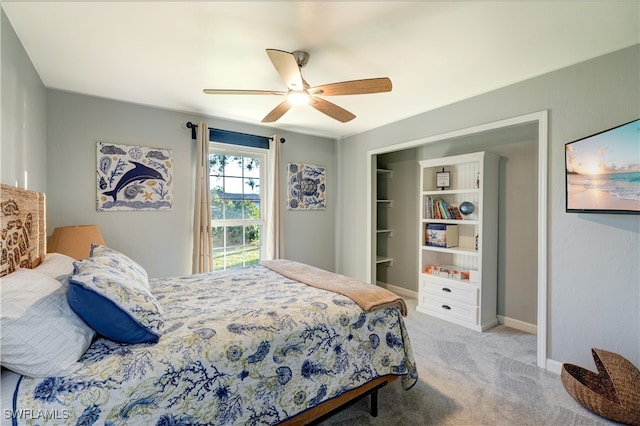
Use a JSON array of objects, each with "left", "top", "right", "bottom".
[{"left": 0, "top": 184, "right": 417, "bottom": 425}]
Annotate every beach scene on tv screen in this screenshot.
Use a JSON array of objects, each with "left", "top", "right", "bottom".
[{"left": 566, "top": 119, "right": 640, "bottom": 212}]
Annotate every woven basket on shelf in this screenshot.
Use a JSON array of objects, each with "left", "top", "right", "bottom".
[{"left": 561, "top": 348, "right": 640, "bottom": 426}]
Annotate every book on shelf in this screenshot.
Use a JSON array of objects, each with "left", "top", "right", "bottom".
[
  {"left": 425, "top": 223, "right": 459, "bottom": 247},
  {"left": 424, "top": 197, "right": 463, "bottom": 220},
  {"left": 448, "top": 205, "right": 463, "bottom": 220}
]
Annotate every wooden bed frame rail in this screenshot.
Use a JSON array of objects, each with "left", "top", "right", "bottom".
[{"left": 281, "top": 375, "right": 398, "bottom": 425}]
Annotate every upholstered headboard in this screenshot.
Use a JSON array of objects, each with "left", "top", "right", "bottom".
[{"left": 0, "top": 184, "right": 46, "bottom": 277}]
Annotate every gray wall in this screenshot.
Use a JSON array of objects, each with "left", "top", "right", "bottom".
[
  {"left": 495, "top": 140, "right": 538, "bottom": 325},
  {"left": 1, "top": 9, "right": 47, "bottom": 192},
  {"left": 337, "top": 45, "right": 640, "bottom": 368},
  {"left": 45, "top": 90, "right": 336, "bottom": 278}
]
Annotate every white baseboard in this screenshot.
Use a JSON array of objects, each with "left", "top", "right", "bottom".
[
  {"left": 377, "top": 282, "right": 418, "bottom": 299},
  {"left": 546, "top": 359, "right": 563, "bottom": 375},
  {"left": 497, "top": 315, "right": 537, "bottom": 335},
  {"left": 497, "top": 316, "right": 564, "bottom": 374}
]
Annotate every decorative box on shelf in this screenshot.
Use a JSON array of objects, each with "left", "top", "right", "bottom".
[
  {"left": 424, "top": 264, "right": 471, "bottom": 281},
  {"left": 425, "top": 223, "right": 458, "bottom": 248}
]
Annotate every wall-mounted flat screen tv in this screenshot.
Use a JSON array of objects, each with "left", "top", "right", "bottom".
[{"left": 565, "top": 118, "right": 640, "bottom": 214}]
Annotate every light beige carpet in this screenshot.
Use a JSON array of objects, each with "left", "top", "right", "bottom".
[{"left": 320, "top": 298, "right": 614, "bottom": 426}]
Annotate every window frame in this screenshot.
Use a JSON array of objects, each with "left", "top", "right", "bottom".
[{"left": 209, "top": 142, "right": 269, "bottom": 269}]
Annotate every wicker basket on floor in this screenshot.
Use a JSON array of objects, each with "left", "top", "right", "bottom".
[{"left": 561, "top": 348, "right": 640, "bottom": 426}]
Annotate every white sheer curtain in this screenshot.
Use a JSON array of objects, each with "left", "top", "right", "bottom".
[
  {"left": 192, "top": 122, "right": 213, "bottom": 273},
  {"left": 264, "top": 135, "right": 284, "bottom": 260}
]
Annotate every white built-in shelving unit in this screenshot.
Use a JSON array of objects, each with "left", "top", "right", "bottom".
[{"left": 417, "top": 151, "right": 499, "bottom": 331}]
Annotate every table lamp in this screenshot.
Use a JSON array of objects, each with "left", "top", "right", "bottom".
[{"left": 47, "top": 225, "right": 105, "bottom": 259}]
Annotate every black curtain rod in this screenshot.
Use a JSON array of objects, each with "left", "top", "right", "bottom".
[{"left": 186, "top": 122, "right": 285, "bottom": 143}]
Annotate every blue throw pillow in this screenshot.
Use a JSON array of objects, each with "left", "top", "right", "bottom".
[{"left": 68, "top": 258, "right": 164, "bottom": 344}]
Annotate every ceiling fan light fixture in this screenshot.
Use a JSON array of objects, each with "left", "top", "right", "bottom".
[
  {"left": 287, "top": 90, "right": 310, "bottom": 106},
  {"left": 204, "top": 49, "right": 392, "bottom": 123}
]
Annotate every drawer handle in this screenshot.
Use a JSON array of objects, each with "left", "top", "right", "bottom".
[
  {"left": 442, "top": 288, "right": 452, "bottom": 293},
  {"left": 441, "top": 305, "right": 451, "bottom": 310}
]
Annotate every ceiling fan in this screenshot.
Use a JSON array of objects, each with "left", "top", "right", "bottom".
[{"left": 203, "top": 49, "right": 392, "bottom": 123}]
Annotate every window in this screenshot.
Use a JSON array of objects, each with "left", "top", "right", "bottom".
[{"left": 209, "top": 143, "right": 266, "bottom": 270}]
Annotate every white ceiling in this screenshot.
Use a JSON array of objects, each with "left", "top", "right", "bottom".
[{"left": 3, "top": 1, "right": 639, "bottom": 139}]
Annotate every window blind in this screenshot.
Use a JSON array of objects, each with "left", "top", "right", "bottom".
[{"left": 188, "top": 122, "right": 271, "bottom": 149}]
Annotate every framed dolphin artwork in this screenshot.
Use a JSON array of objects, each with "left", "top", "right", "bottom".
[{"left": 97, "top": 142, "right": 173, "bottom": 211}]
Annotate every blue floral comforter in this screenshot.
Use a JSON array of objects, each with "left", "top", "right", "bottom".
[{"left": 12, "top": 265, "right": 417, "bottom": 425}]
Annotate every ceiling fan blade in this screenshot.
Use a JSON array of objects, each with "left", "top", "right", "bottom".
[
  {"left": 261, "top": 100, "right": 293, "bottom": 123},
  {"left": 310, "top": 77, "right": 392, "bottom": 96},
  {"left": 309, "top": 96, "right": 356, "bottom": 123},
  {"left": 203, "top": 89, "right": 286, "bottom": 96},
  {"left": 266, "top": 49, "right": 304, "bottom": 91}
]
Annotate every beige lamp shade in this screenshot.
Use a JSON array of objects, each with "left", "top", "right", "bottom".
[{"left": 47, "top": 225, "right": 106, "bottom": 259}]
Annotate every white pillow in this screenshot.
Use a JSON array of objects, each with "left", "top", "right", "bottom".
[
  {"left": 34, "top": 253, "right": 76, "bottom": 279},
  {"left": 0, "top": 268, "right": 95, "bottom": 377},
  {"left": 89, "top": 244, "right": 149, "bottom": 289}
]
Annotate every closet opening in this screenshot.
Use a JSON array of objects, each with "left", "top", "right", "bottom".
[{"left": 366, "top": 111, "right": 548, "bottom": 369}]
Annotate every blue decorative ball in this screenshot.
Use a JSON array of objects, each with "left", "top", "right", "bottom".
[{"left": 459, "top": 201, "right": 475, "bottom": 215}]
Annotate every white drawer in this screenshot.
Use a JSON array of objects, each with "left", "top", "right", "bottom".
[
  {"left": 421, "top": 295, "right": 479, "bottom": 325},
  {"left": 421, "top": 277, "right": 478, "bottom": 305}
]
